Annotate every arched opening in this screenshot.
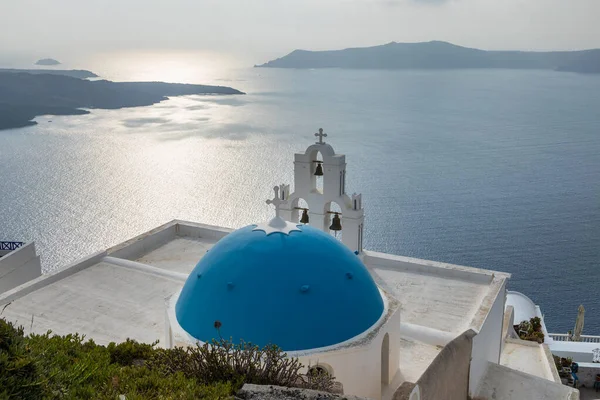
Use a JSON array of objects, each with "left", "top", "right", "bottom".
[
  {"left": 307, "top": 363, "right": 333, "bottom": 377},
  {"left": 310, "top": 151, "right": 324, "bottom": 194},
  {"left": 306, "top": 362, "right": 335, "bottom": 386},
  {"left": 381, "top": 333, "right": 390, "bottom": 385},
  {"left": 324, "top": 201, "right": 343, "bottom": 241},
  {"left": 291, "top": 198, "right": 309, "bottom": 224}
]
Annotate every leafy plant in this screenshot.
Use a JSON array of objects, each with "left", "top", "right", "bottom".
[
  {"left": 515, "top": 317, "right": 545, "bottom": 343},
  {"left": 553, "top": 354, "right": 574, "bottom": 378},
  {"left": 0, "top": 318, "right": 43, "bottom": 399},
  {"left": 147, "top": 338, "right": 335, "bottom": 392},
  {"left": 0, "top": 317, "right": 232, "bottom": 399},
  {"left": 561, "top": 357, "right": 573, "bottom": 368},
  {"left": 107, "top": 338, "right": 158, "bottom": 366},
  {"left": 0, "top": 317, "right": 338, "bottom": 399}
]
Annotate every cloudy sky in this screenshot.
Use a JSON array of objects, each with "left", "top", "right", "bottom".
[{"left": 1, "top": 0, "right": 598, "bottom": 62}]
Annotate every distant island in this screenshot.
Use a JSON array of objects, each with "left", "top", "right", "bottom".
[
  {"left": 35, "top": 58, "right": 61, "bottom": 66},
  {"left": 256, "top": 41, "right": 600, "bottom": 73},
  {"left": 0, "top": 68, "right": 98, "bottom": 79},
  {"left": 0, "top": 71, "right": 244, "bottom": 130}
]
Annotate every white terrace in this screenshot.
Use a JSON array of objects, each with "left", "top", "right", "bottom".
[
  {"left": 0, "top": 132, "right": 581, "bottom": 400},
  {"left": 0, "top": 219, "right": 510, "bottom": 395}
]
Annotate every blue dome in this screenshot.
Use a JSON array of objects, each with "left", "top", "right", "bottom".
[{"left": 175, "top": 223, "right": 384, "bottom": 351}]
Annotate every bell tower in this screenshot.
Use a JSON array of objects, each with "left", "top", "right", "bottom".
[{"left": 280, "top": 129, "right": 365, "bottom": 253}]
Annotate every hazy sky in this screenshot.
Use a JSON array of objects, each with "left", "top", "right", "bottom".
[{"left": 1, "top": 0, "right": 598, "bottom": 63}]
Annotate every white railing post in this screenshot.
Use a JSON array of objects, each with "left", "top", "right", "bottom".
[
  {"left": 549, "top": 333, "right": 571, "bottom": 342},
  {"left": 581, "top": 335, "right": 600, "bottom": 343},
  {"left": 551, "top": 333, "right": 600, "bottom": 343}
]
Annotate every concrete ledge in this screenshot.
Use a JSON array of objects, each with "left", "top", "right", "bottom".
[
  {"left": 106, "top": 220, "right": 234, "bottom": 263},
  {"left": 0, "top": 250, "right": 106, "bottom": 306},
  {"left": 394, "top": 330, "right": 475, "bottom": 400},
  {"left": 467, "top": 276, "right": 506, "bottom": 331},
  {"left": 0, "top": 242, "right": 42, "bottom": 295},
  {"left": 0, "top": 242, "right": 36, "bottom": 272},
  {"left": 503, "top": 306, "right": 517, "bottom": 341},
  {"left": 236, "top": 384, "right": 370, "bottom": 400},
  {"left": 505, "top": 337, "right": 542, "bottom": 348},
  {"left": 476, "top": 361, "right": 579, "bottom": 400},
  {"left": 363, "top": 250, "right": 510, "bottom": 284},
  {"left": 542, "top": 343, "right": 562, "bottom": 383},
  {"left": 174, "top": 220, "right": 234, "bottom": 241},
  {"left": 108, "top": 221, "right": 178, "bottom": 260},
  {"left": 399, "top": 322, "right": 456, "bottom": 347},
  {"left": 103, "top": 256, "right": 187, "bottom": 282}
]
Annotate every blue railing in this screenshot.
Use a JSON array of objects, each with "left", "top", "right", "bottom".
[{"left": 0, "top": 242, "right": 25, "bottom": 251}]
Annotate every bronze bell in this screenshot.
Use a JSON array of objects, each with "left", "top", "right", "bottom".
[
  {"left": 329, "top": 212, "right": 342, "bottom": 231},
  {"left": 314, "top": 162, "right": 324, "bottom": 176},
  {"left": 300, "top": 208, "right": 309, "bottom": 224}
]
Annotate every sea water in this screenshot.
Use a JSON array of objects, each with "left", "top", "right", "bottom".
[{"left": 0, "top": 54, "right": 599, "bottom": 333}]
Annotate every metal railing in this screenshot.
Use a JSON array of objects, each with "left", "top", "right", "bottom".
[
  {"left": 0, "top": 242, "right": 25, "bottom": 251},
  {"left": 549, "top": 333, "right": 571, "bottom": 341},
  {"left": 549, "top": 333, "right": 600, "bottom": 343}
]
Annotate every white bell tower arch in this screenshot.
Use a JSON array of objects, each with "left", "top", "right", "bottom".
[{"left": 280, "top": 129, "right": 365, "bottom": 253}]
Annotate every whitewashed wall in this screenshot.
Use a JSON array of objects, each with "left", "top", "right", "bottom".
[
  {"left": 0, "top": 242, "right": 41, "bottom": 294},
  {"left": 469, "top": 280, "right": 507, "bottom": 395},
  {"left": 167, "top": 288, "right": 401, "bottom": 400},
  {"left": 296, "top": 305, "right": 401, "bottom": 400}
]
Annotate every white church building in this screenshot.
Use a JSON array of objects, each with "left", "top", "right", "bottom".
[{"left": 0, "top": 130, "right": 583, "bottom": 400}]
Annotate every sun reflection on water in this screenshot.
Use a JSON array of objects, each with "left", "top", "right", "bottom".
[
  {"left": 74, "top": 50, "right": 241, "bottom": 84},
  {"left": 1, "top": 62, "right": 599, "bottom": 334}
]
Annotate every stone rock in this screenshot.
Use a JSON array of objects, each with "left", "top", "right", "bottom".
[{"left": 236, "top": 384, "right": 372, "bottom": 400}]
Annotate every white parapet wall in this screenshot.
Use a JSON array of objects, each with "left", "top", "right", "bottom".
[
  {"left": 167, "top": 287, "right": 402, "bottom": 400},
  {"left": 106, "top": 220, "right": 233, "bottom": 262},
  {"left": 107, "top": 221, "right": 179, "bottom": 260},
  {"left": 469, "top": 278, "right": 508, "bottom": 395},
  {"left": 0, "top": 242, "right": 42, "bottom": 295},
  {"left": 291, "top": 291, "right": 401, "bottom": 400},
  {"left": 476, "top": 361, "right": 579, "bottom": 400},
  {"left": 361, "top": 250, "right": 511, "bottom": 398}
]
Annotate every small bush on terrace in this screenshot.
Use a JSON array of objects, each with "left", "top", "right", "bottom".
[
  {"left": 147, "top": 338, "right": 334, "bottom": 392},
  {"left": 514, "top": 316, "right": 545, "bottom": 343}
]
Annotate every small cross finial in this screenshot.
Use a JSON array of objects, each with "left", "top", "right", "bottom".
[
  {"left": 315, "top": 128, "right": 327, "bottom": 144},
  {"left": 266, "top": 186, "right": 286, "bottom": 218}
]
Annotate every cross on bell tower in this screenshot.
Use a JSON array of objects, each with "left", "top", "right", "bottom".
[{"left": 315, "top": 128, "right": 327, "bottom": 144}]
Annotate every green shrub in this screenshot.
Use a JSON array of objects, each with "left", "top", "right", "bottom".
[
  {"left": 0, "top": 318, "right": 44, "bottom": 399},
  {"left": 553, "top": 355, "right": 574, "bottom": 378},
  {"left": 108, "top": 338, "right": 158, "bottom": 366},
  {"left": 0, "top": 318, "right": 230, "bottom": 399},
  {"left": 515, "top": 317, "right": 545, "bottom": 343},
  {"left": 530, "top": 317, "right": 542, "bottom": 331},
  {"left": 0, "top": 318, "right": 336, "bottom": 399},
  {"left": 147, "top": 339, "right": 332, "bottom": 391}
]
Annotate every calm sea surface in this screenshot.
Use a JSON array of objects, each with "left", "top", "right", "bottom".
[{"left": 0, "top": 53, "right": 599, "bottom": 333}]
